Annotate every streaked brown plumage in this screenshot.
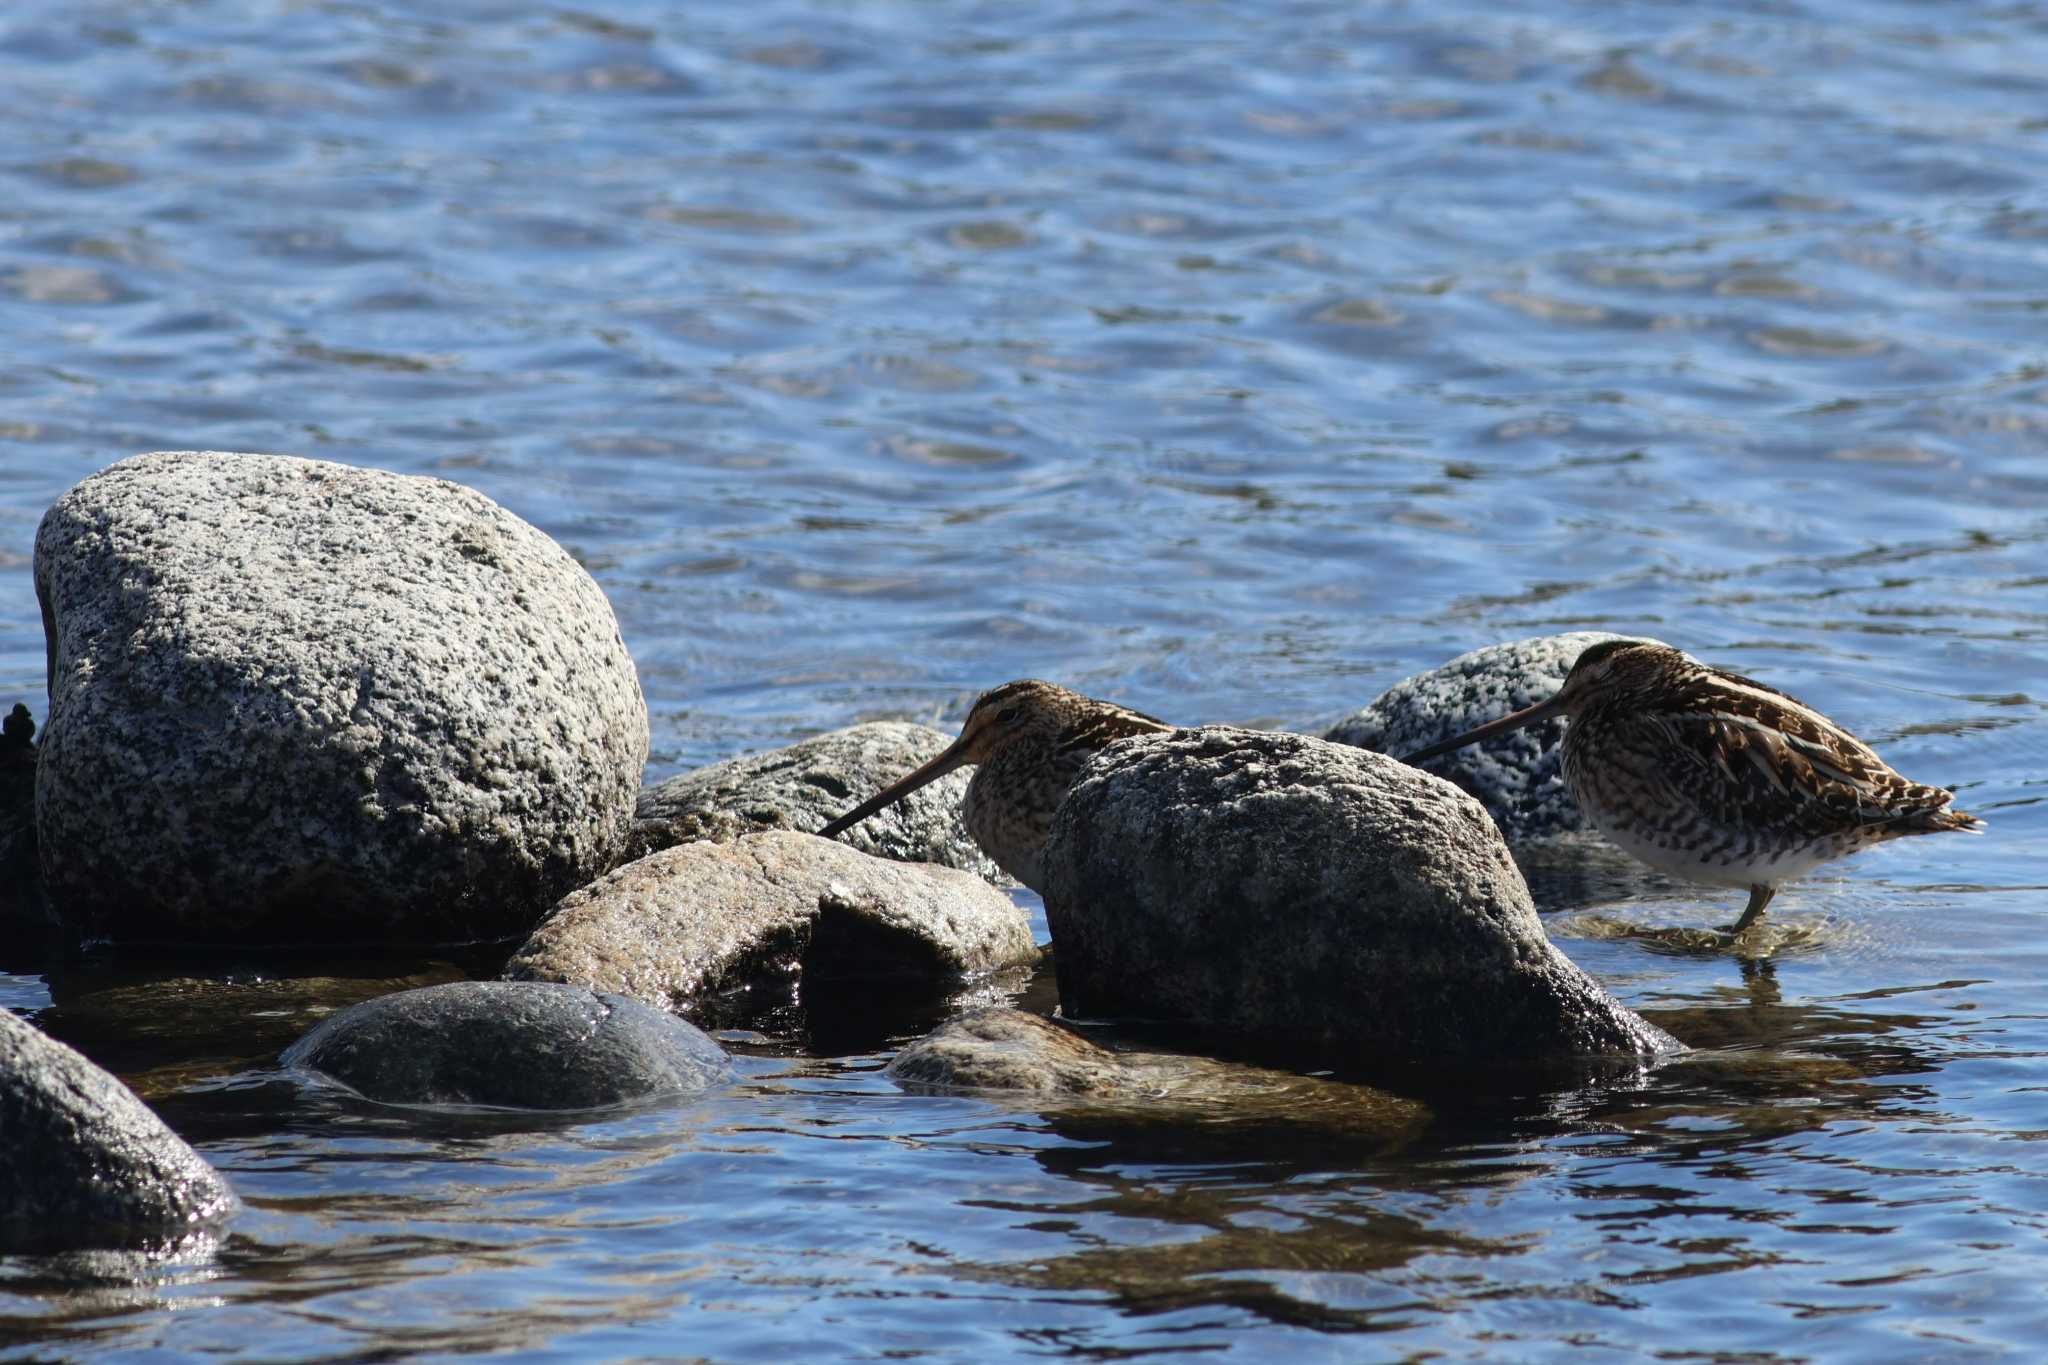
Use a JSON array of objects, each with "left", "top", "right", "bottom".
[
  {"left": 1402, "top": 639, "right": 1982, "bottom": 934},
  {"left": 817, "top": 679, "right": 1173, "bottom": 891}
]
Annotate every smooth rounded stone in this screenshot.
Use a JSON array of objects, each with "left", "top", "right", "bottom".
[
  {"left": 635, "top": 721, "right": 1002, "bottom": 883},
  {"left": 281, "top": 980, "right": 731, "bottom": 1109},
  {"left": 887, "top": 1008, "right": 1429, "bottom": 1128},
  {"left": 507, "top": 830, "right": 1038, "bottom": 1013},
  {"left": 0, "top": 1006, "right": 238, "bottom": 1252},
  {"left": 1325, "top": 632, "right": 1660, "bottom": 842},
  {"left": 33, "top": 451, "right": 648, "bottom": 944},
  {"left": 1042, "top": 727, "right": 1681, "bottom": 1067}
]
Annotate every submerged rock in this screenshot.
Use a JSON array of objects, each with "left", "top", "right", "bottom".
[
  {"left": 282, "top": 981, "right": 731, "bottom": 1109},
  {"left": 1042, "top": 727, "right": 1680, "bottom": 1068},
  {"left": 887, "top": 1007, "right": 1137, "bottom": 1095},
  {"left": 506, "top": 830, "right": 1037, "bottom": 1016},
  {"left": 0, "top": 1007, "right": 238, "bottom": 1252},
  {"left": 1326, "top": 632, "right": 1657, "bottom": 841},
  {"left": 33, "top": 451, "right": 647, "bottom": 944},
  {"left": 636, "top": 721, "right": 1000, "bottom": 882},
  {"left": 888, "top": 1009, "right": 1430, "bottom": 1137}
]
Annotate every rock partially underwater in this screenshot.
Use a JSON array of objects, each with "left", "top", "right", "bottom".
[
  {"left": 0, "top": 1007, "right": 238, "bottom": 1252},
  {"left": 636, "top": 721, "right": 1000, "bottom": 882},
  {"left": 1326, "top": 632, "right": 1658, "bottom": 842},
  {"left": 507, "top": 830, "right": 1037, "bottom": 1015},
  {"left": 1043, "top": 727, "right": 1680, "bottom": 1069},
  {"left": 888, "top": 1007, "right": 1430, "bottom": 1132},
  {"left": 283, "top": 980, "right": 731, "bottom": 1109},
  {"left": 33, "top": 451, "right": 647, "bottom": 944}
]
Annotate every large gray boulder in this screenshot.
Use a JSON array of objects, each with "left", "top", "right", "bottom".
[
  {"left": 0, "top": 1006, "right": 238, "bottom": 1252},
  {"left": 282, "top": 981, "right": 731, "bottom": 1109},
  {"left": 1325, "top": 632, "right": 1656, "bottom": 842},
  {"left": 636, "top": 722, "right": 1000, "bottom": 882},
  {"left": 1042, "top": 727, "right": 1680, "bottom": 1066},
  {"left": 33, "top": 452, "right": 648, "bottom": 943},
  {"left": 507, "top": 830, "right": 1037, "bottom": 1014}
]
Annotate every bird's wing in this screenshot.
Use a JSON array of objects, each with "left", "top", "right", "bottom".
[{"left": 1635, "top": 704, "right": 1955, "bottom": 840}]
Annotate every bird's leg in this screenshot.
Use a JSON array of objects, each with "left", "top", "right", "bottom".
[{"left": 1722, "top": 885, "right": 1777, "bottom": 935}]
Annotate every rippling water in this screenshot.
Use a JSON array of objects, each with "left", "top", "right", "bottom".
[{"left": 3, "top": 0, "right": 2045, "bottom": 1358}]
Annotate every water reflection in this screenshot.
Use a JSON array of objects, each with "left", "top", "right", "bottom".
[
  {"left": 0, "top": 1231, "right": 227, "bottom": 1351},
  {"left": 895, "top": 961, "right": 1976, "bottom": 1342}
]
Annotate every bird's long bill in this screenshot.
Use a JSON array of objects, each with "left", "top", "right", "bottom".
[
  {"left": 1399, "top": 693, "right": 1567, "bottom": 766},
  {"left": 816, "top": 738, "right": 973, "bottom": 839}
]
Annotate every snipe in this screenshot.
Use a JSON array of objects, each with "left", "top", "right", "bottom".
[
  {"left": 1402, "top": 639, "right": 1981, "bottom": 934},
  {"left": 817, "top": 680, "right": 1172, "bottom": 891}
]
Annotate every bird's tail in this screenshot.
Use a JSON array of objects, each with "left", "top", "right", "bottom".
[{"left": 1919, "top": 805, "right": 1984, "bottom": 834}]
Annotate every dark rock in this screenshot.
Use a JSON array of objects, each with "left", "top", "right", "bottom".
[
  {"left": 1325, "top": 632, "right": 1659, "bottom": 841},
  {"left": 282, "top": 980, "right": 730, "bottom": 1109},
  {"left": 1, "top": 703, "right": 42, "bottom": 928},
  {"left": 635, "top": 721, "right": 1001, "bottom": 882},
  {"left": 0, "top": 1006, "right": 238, "bottom": 1252},
  {"left": 1042, "top": 727, "right": 1681, "bottom": 1069},
  {"left": 506, "top": 830, "right": 1037, "bottom": 1015},
  {"left": 32, "top": 451, "right": 647, "bottom": 944}
]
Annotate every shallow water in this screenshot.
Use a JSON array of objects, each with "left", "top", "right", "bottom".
[{"left": 2, "top": 0, "right": 2046, "bottom": 1358}]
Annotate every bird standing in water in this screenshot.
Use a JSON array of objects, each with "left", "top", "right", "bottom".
[
  {"left": 817, "top": 679, "right": 1172, "bottom": 892},
  {"left": 1401, "top": 639, "right": 1981, "bottom": 934}
]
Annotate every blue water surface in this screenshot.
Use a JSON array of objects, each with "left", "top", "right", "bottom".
[{"left": 2, "top": 0, "right": 2045, "bottom": 1358}]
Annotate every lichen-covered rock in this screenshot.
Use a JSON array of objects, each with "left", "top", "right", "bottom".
[
  {"left": 888, "top": 1008, "right": 1429, "bottom": 1131},
  {"left": 1043, "top": 727, "right": 1680, "bottom": 1066},
  {"left": 282, "top": 981, "right": 730, "bottom": 1109},
  {"left": 636, "top": 722, "right": 1000, "bottom": 882},
  {"left": 1325, "top": 633, "right": 1658, "bottom": 841},
  {"left": 0, "top": 1007, "right": 238, "bottom": 1252},
  {"left": 506, "top": 830, "right": 1037, "bottom": 1015},
  {"left": 32, "top": 451, "right": 648, "bottom": 943}
]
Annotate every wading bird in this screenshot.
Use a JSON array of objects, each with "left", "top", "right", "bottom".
[
  {"left": 1401, "top": 639, "right": 1981, "bottom": 934},
  {"left": 817, "top": 679, "right": 1172, "bottom": 891}
]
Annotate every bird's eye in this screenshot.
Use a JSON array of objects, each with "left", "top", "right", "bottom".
[{"left": 996, "top": 706, "right": 1021, "bottom": 725}]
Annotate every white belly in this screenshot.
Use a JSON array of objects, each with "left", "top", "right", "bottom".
[{"left": 1588, "top": 807, "right": 1835, "bottom": 891}]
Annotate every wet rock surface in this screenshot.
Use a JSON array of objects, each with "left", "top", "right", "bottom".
[
  {"left": 887, "top": 1008, "right": 1431, "bottom": 1132},
  {"left": 636, "top": 721, "right": 1000, "bottom": 882},
  {"left": 33, "top": 451, "right": 647, "bottom": 944},
  {"left": 0, "top": 1006, "right": 238, "bottom": 1252},
  {"left": 282, "top": 980, "right": 731, "bottom": 1109},
  {"left": 1325, "top": 632, "right": 1658, "bottom": 842},
  {"left": 1042, "top": 727, "right": 1681, "bottom": 1069},
  {"left": 506, "top": 830, "right": 1038, "bottom": 1016},
  {"left": 887, "top": 1007, "right": 1138, "bottom": 1095}
]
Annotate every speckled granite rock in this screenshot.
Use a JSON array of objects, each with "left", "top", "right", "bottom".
[
  {"left": 0, "top": 1006, "right": 238, "bottom": 1252},
  {"left": 1042, "top": 727, "right": 1680, "bottom": 1066},
  {"left": 282, "top": 981, "right": 730, "bottom": 1109},
  {"left": 888, "top": 1008, "right": 1429, "bottom": 1130},
  {"left": 32, "top": 452, "right": 647, "bottom": 944},
  {"left": 1326, "top": 633, "right": 1659, "bottom": 841},
  {"left": 506, "top": 830, "right": 1037, "bottom": 1014},
  {"left": 635, "top": 722, "right": 1001, "bottom": 883}
]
